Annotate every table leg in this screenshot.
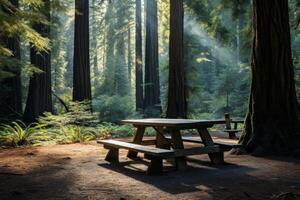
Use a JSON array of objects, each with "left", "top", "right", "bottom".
[
  {"left": 147, "top": 156, "right": 163, "bottom": 175},
  {"left": 127, "top": 126, "right": 145, "bottom": 158},
  {"left": 197, "top": 128, "right": 224, "bottom": 164},
  {"left": 155, "top": 127, "right": 171, "bottom": 149},
  {"left": 170, "top": 129, "right": 187, "bottom": 170},
  {"left": 229, "top": 132, "right": 237, "bottom": 139},
  {"left": 105, "top": 147, "right": 119, "bottom": 163}
]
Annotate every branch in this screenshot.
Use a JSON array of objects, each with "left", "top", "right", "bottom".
[{"left": 52, "top": 91, "right": 69, "bottom": 112}]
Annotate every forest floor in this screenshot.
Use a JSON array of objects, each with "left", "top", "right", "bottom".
[{"left": 0, "top": 133, "right": 299, "bottom": 200}]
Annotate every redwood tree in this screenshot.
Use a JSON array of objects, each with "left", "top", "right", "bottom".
[
  {"left": 73, "top": 0, "right": 91, "bottom": 101},
  {"left": 166, "top": 0, "right": 186, "bottom": 118},
  {"left": 135, "top": 0, "right": 143, "bottom": 111},
  {"left": 128, "top": 28, "right": 132, "bottom": 89},
  {"left": 23, "top": 0, "right": 52, "bottom": 123},
  {"left": 144, "top": 0, "right": 160, "bottom": 115},
  {"left": 114, "top": 2, "right": 129, "bottom": 96},
  {"left": 240, "top": 0, "right": 300, "bottom": 154}
]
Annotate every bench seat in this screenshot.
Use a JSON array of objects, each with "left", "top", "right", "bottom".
[
  {"left": 223, "top": 129, "right": 241, "bottom": 133},
  {"left": 98, "top": 139, "right": 225, "bottom": 174},
  {"left": 98, "top": 139, "right": 175, "bottom": 174},
  {"left": 98, "top": 139, "right": 174, "bottom": 158},
  {"left": 165, "top": 136, "right": 241, "bottom": 151},
  {"left": 223, "top": 129, "right": 241, "bottom": 139}
]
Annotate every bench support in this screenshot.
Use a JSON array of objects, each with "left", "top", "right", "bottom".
[
  {"left": 105, "top": 147, "right": 119, "bottom": 163},
  {"left": 127, "top": 126, "right": 145, "bottom": 158},
  {"left": 224, "top": 130, "right": 239, "bottom": 139},
  {"left": 171, "top": 129, "right": 187, "bottom": 170},
  {"left": 197, "top": 128, "right": 224, "bottom": 165},
  {"left": 155, "top": 127, "right": 171, "bottom": 149},
  {"left": 147, "top": 156, "right": 163, "bottom": 175}
]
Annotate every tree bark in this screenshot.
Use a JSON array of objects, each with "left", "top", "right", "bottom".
[
  {"left": 135, "top": 0, "right": 143, "bottom": 111},
  {"left": 144, "top": 0, "right": 160, "bottom": 116},
  {"left": 101, "top": 1, "right": 116, "bottom": 96},
  {"left": 115, "top": 26, "right": 128, "bottom": 96},
  {"left": 127, "top": 28, "right": 132, "bottom": 90},
  {"left": 114, "top": 1, "right": 129, "bottom": 96},
  {"left": 0, "top": 0, "right": 22, "bottom": 122},
  {"left": 91, "top": 0, "right": 100, "bottom": 86},
  {"left": 166, "top": 0, "right": 186, "bottom": 118},
  {"left": 240, "top": 0, "right": 300, "bottom": 155},
  {"left": 73, "top": 0, "right": 91, "bottom": 101},
  {"left": 23, "top": 0, "right": 52, "bottom": 123}
]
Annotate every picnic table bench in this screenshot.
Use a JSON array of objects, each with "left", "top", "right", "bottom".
[
  {"left": 223, "top": 113, "right": 244, "bottom": 139},
  {"left": 98, "top": 118, "right": 241, "bottom": 175}
]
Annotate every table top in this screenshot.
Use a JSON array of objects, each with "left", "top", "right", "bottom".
[{"left": 122, "top": 118, "right": 228, "bottom": 128}]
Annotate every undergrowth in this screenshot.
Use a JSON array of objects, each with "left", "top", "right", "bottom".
[{"left": 0, "top": 121, "right": 49, "bottom": 147}]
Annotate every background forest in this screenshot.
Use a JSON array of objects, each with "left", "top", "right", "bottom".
[
  {"left": 0, "top": 0, "right": 299, "bottom": 146},
  {"left": 47, "top": 0, "right": 300, "bottom": 119}
]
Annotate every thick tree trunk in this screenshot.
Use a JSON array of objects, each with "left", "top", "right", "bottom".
[
  {"left": 240, "top": 0, "right": 300, "bottom": 155},
  {"left": 135, "top": 0, "right": 143, "bottom": 111},
  {"left": 166, "top": 0, "right": 186, "bottom": 118},
  {"left": 73, "top": 0, "right": 91, "bottom": 101},
  {"left": 144, "top": 0, "right": 160, "bottom": 116},
  {"left": 23, "top": 0, "right": 52, "bottom": 123},
  {"left": 0, "top": 0, "right": 22, "bottom": 122}
]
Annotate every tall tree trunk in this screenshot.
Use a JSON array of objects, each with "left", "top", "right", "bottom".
[
  {"left": 240, "top": 0, "right": 300, "bottom": 155},
  {"left": 115, "top": 28, "right": 128, "bottom": 96},
  {"left": 135, "top": 0, "right": 143, "bottom": 111},
  {"left": 0, "top": 0, "right": 22, "bottom": 122},
  {"left": 101, "top": 1, "right": 115, "bottom": 96},
  {"left": 144, "top": 0, "right": 160, "bottom": 116},
  {"left": 91, "top": 0, "right": 99, "bottom": 86},
  {"left": 73, "top": 0, "right": 91, "bottom": 101},
  {"left": 114, "top": 1, "right": 129, "bottom": 96},
  {"left": 23, "top": 0, "right": 52, "bottom": 123},
  {"left": 166, "top": 0, "right": 186, "bottom": 118},
  {"left": 127, "top": 28, "right": 132, "bottom": 89}
]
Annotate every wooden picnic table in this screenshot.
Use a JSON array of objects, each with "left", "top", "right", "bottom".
[
  {"left": 121, "top": 118, "right": 226, "bottom": 170},
  {"left": 99, "top": 118, "right": 244, "bottom": 174}
]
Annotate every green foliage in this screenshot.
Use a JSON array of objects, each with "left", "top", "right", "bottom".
[
  {"left": 53, "top": 125, "right": 96, "bottom": 144},
  {"left": 2, "top": 0, "right": 300, "bottom": 135},
  {"left": 93, "top": 95, "right": 137, "bottom": 123},
  {"left": 290, "top": 0, "right": 300, "bottom": 102},
  {"left": 38, "top": 101, "right": 99, "bottom": 127},
  {"left": 0, "top": 121, "right": 48, "bottom": 147},
  {"left": 95, "top": 122, "right": 135, "bottom": 138},
  {"left": 0, "top": 0, "right": 50, "bottom": 79},
  {"left": 182, "top": 1, "right": 251, "bottom": 119}
]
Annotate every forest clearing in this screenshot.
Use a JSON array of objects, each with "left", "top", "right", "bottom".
[
  {"left": 1, "top": 0, "right": 300, "bottom": 199},
  {"left": 0, "top": 135, "right": 299, "bottom": 200}
]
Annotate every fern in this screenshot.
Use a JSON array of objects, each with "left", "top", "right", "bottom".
[
  {"left": 38, "top": 101, "right": 99, "bottom": 127},
  {"left": 0, "top": 121, "right": 49, "bottom": 146},
  {"left": 54, "top": 125, "right": 96, "bottom": 144}
]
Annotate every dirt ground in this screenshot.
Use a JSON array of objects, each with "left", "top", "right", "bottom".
[{"left": 0, "top": 135, "right": 299, "bottom": 200}]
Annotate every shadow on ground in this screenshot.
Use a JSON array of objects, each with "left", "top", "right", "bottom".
[
  {"left": 0, "top": 143, "right": 299, "bottom": 200},
  {"left": 98, "top": 153, "right": 300, "bottom": 200}
]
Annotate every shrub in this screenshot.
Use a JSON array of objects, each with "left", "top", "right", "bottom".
[
  {"left": 93, "top": 95, "right": 137, "bottom": 123},
  {"left": 95, "top": 122, "right": 135, "bottom": 138},
  {"left": 0, "top": 121, "right": 49, "bottom": 147},
  {"left": 39, "top": 101, "right": 99, "bottom": 127},
  {"left": 54, "top": 125, "right": 96, "bottom": 144}
]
